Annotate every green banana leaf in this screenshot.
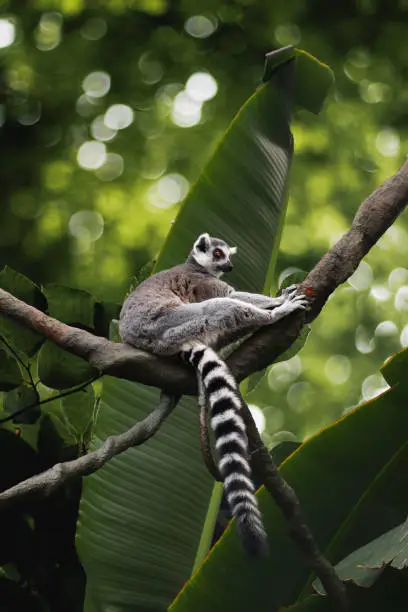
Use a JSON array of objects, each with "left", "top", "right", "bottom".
[
  {"left": 283, "top": 567, "right": 408, "bottom": 612},
  {"left": 169, "top": 348, "right": 408, "bottom": 612},
  {"left": 76, "top": 47, "right": 332, "bottom": 612}
]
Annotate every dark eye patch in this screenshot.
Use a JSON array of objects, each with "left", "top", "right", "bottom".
[{"left": 213, "top": 249, "right": 224, "bottom": 259}]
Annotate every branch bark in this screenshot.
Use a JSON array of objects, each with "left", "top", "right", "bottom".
[{"left": 0, "top": 393, "right": 178, "bottom": 507}]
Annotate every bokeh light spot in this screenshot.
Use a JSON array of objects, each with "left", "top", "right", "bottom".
[
  {"left": 388, "top": 267, "right": 408, "bottom": 290},
  {"left": 95, "top": 153, "right": 124, "bottom": 182},
  {"left": 361, "top": 374, "right": 389, "bottom": 401},
  {"left": 395, "top": 286, "right": 408, "bottom": 312},
  {"left": 35, "top": 12, "right": 62, "bottom": 51},
  {"left": 287, "top": 381, "right": 315, "bottom": 413},
  {"left": 375, "top": 128, "right": 400, "bottom": 157},
  {"left": 375, "top": 321, "right": 398, "bottom": 336},
  {"left": 355, "top": 325, "right": 375, "bottom": 354},
  {"left": 83, "top": 71, "right": 111, "bottom": 98},
  {"left": 77, "top": 141, "right": 107, "bottom": 170},
  {"left": 68, "top": 210, "right": 104, "bottom": 241},
  {"left": 186, "top": 72, "right": 218, "bottom": 102},
  {"left": 184, "top": 15, "right": 217, "bottom": 38},
  {"left": 400, "top": 324, "right": 408, "bottom": 348},
  {"left": 370, "top": 285, "right": 391, "bottom": 301},
  {"left": 104, "top": 104, "right": 134, "bottom": 130},
  {"left": 324, "top": 355, "right": 351, "bottom": 385},
  {"left": 148, "top": 173, "right": 189, "bottom": 208},
  {"left": 0, "top": 19, "right": 15, "bottom": 49},
  {"left": 348, "top": 261, "right": 373, "bottom": 291},
  {"left": 91, "top": 115, "right": 117, "bottom": 141},
  {"left": 172, "top": 92, "right": 202, "bottom": 128}
]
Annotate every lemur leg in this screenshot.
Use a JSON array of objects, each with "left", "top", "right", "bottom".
[{"left": 157, "top": 291, "right": 308, "bottom": 354}]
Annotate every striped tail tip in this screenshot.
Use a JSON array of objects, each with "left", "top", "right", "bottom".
[{"left": 236, "top": 515, "right": 269, "bottom": 558}]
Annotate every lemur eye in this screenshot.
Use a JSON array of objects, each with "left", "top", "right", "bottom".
[{"left": 214, "top": 249, "right": 222, "bottom": 258}]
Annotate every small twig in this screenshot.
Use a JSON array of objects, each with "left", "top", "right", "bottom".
[
  {"left": 242, "top": 405, "right": 348, "bottom": 612},
  {"left": 0, "top": 376, "right": 101, "bottom": 424},
  {"left": 0, "top": 334, "right": 40, "bottom": 402},
  {"left": 0, "top": 392, "right": 178, "bottom": 506}
]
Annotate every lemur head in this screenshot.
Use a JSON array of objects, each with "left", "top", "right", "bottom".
[{"left": 190, "top": 233, "right": 237, "bottom": 277}]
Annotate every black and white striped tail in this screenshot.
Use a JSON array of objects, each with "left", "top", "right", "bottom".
[{"left": 181, "top": 342, "right": 269, "bottom": 557}]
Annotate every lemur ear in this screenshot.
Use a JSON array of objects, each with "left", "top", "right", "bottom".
[
  {"left": 195, "top": 233, "right": 211, "bottom": 252},
  {"left": 229, "top": 246, "right": 237, "bottom": 255}
]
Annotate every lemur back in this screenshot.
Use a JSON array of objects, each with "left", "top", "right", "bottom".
[{"left": 119, "top": 233, "right": 308, "bottom": 556}]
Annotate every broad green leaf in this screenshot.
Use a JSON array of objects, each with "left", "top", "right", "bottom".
[
  {"left": 77, "top": 48, "right": 333, "bottom": 612},
  {"left": 380, "top": 345, "right": 407, "bottom": 386},
  {"left": 3, "top": 385, "right": 40, "bottom": 424},
  {"left": 169, "top": 349, "right": 408, "bottom": 612},
  {"left": 78, "top": 380, "right": 213, "bottom": 612},
  {"left": 314, "top": 517, "right": 408, "bottom": 594},
  {"left": 284, "top": 568, "right": 408, "bottom": 612},
  {"left": 0, "top": 267, "right": 46, "bottom": 357},
  {"left": 0, "top": 347, "right": 22, "bottom": 391},
  {"left": 37, "top": 341, "right": 97, "bottom": 389},
  {"left": 43, "top": 285, "right": 95, "bottom": 328},
  {"left": 270, "top": 440, "right": 301, "bottom": 466}
]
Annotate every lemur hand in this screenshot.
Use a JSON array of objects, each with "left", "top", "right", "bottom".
[{"left": 276, "top": 286, "right": 310, "bottom": 315}]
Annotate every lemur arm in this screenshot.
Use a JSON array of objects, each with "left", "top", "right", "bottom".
[
  {"left": 227, "top": 284, "right": 297, "bottom": 309},
  {"left": 228, "top": 291, "right": 284, "bottom": 309}
]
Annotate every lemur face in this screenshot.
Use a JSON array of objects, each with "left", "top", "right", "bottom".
[{"left": 192, "top": 233, "right": 237, "bottom": 277}]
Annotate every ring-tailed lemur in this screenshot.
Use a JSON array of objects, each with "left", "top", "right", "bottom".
[{"left": 119, "top": 233, "right": 308, "bottom": 557}]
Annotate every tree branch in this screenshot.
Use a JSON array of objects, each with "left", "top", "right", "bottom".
[
  {"left": 0, "top": 393, "right": 178, "bottom": 507},
  {"left": 228, "top": 159, "right": 408, "bottom": 376}
]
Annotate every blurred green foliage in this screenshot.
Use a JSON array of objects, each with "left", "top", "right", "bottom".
[{"left": 0, "top": 0, "right": 407, "bottom": 446}]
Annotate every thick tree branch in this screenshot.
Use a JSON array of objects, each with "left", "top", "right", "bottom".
[
  {"left": 228, "top": 159, "right": 408, "bottom": 376},
  {"left": 0, "top": 393, "right": 178, "bottom": 507}
]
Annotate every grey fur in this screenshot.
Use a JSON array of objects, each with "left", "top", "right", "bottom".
[{"left": 119, "top": 234, "right": 308, "bottom": 556}]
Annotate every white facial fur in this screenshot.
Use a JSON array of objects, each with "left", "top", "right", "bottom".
[{"left": 191, "top": 233, "right": 237, "bottom": 277}]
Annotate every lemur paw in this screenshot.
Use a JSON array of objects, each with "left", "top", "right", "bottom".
[
  {"left": 281, "top": 284, "right": 298, "bottom": 296},
  {"left": 278, "top": 289, "right": 310, "bottom": 315}
]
